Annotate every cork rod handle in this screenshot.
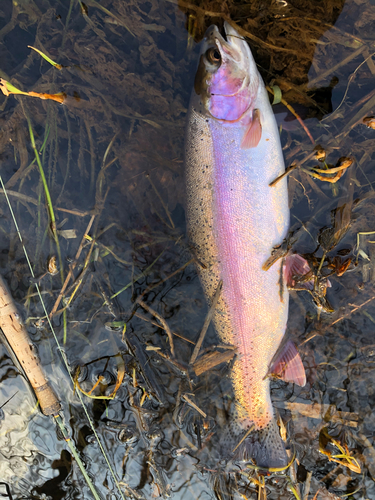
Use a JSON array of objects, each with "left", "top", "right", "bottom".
[{"left": 0, "top": 275, "right": 60, "bottom": 416}]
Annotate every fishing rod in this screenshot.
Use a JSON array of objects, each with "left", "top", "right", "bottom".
[
  {"left": 0, "top": 274, "right": 60, "bottom": 416},
  {"left": 0, "top": 174, "right": 125, "bottom": 500}
]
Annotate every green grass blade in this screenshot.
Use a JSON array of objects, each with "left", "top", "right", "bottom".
[
  {"left": 0, "top": 176, "right": 126, "bottom": 500},
  {"left": 0, "top": 79, "right": 29, "bottom": 96},
  {"left": 111, "top": 249, "right": 166, "bottom": 299},
  {"left": 55, "top": 416, "right": 102, "bottom": 500},
  {"left": 28, "top": 46, "right": 62, "bottom": 69}
]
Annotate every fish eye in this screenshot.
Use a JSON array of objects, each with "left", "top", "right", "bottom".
[{"left": 206, "top": 47, "right": 221, "bottom": 65}]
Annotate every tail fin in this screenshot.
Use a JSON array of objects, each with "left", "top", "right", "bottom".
[{"left": 220, "top": 417, "right": 288, "bottom": 469}]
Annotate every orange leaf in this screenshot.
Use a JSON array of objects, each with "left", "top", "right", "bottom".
[{"left": 28, "top": 91, "right": 67, "bottom": 103}]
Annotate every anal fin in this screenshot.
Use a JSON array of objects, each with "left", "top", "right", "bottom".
[{"left": 269, "top": 340, "right": 306, "bottom": 387}]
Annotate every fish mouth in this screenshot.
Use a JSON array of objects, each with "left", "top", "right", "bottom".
[
  {"left": 218, "top": 23, "right": 228, "bottom": 41},
  {"left": 221, "top": 21, "right": 244, "bottom": 47},
  {"left": 203, "top": 23, "right": 243, "bottom": 66}
]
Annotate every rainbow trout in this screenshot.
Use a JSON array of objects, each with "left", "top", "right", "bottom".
[{"left": 185, "top": 23, "right": 306, "bottom": 468}]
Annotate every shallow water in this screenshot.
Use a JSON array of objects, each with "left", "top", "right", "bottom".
[{"left": 0, "top": 0, "right": 375, "bottom": 498}]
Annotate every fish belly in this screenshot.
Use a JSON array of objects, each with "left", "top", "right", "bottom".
[{"left": 185, "top": 88, "right": 290, "bottom": 466}]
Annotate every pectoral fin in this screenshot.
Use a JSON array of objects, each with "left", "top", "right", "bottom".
[
  {"left": 269, "top": 340, "right": 306, "bottom": 387},
  {"left": 241, "top": 109, "right": 262, "bottom": 149}
]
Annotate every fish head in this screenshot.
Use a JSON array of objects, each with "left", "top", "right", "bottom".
[{"left": 194, "top": 22, "right": 259, "bottom": 122}]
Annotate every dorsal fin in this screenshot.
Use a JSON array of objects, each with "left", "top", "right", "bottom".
[
  {"left": 241, "top": 109, "right": 262, "bottom": 149},
  {"left": 269, "top": 340, "right": 306, "bottom": 387}
]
